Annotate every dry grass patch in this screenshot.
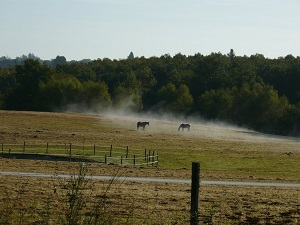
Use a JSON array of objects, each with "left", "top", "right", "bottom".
[
  {"left": 1, "top": 110, "right": 300, "bottom": 181},
  {"left": 0, "top": 162, "right": 300, "bottom": 224},
  {"left": 1, "top": 110, "right": 300, "bottom": 224}
]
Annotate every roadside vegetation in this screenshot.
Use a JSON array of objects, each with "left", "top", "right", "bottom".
[{"left": 0, "top": 163, "right": 150, "bottom": 225}]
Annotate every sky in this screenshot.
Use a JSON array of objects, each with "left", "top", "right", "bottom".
[{"left": 0, "top": 0, "right": 300, "bottom": 61}]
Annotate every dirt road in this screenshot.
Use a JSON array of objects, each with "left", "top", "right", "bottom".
[{"left": 1, "top": 170, "right": 300, "bottom": 188}]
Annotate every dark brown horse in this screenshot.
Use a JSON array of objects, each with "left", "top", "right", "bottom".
[
  {"left": 137, "top": 122, "right": 149, "bottom": 130},
  {"left": 178, "top": 123, "right": 190, "bottom": 132}
]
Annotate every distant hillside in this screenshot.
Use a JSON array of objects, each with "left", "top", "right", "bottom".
[{"left": 0, "top": 53, "right": 91, "bottom": 68}]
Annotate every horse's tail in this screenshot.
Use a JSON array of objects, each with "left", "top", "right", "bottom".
[{"left": 178, "top": 125, "right": 181, "bottom": 131}]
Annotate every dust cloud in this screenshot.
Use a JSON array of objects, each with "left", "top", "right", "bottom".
[{"left": 61, "top": 101, "right": 300, "bottom": 144}]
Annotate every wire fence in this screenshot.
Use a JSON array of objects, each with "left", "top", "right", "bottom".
[{"left": 0, "top": 142, "right": 159, "bottom": 166}]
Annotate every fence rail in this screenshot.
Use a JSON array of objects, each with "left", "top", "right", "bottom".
[{"left": 1, "top": 142, "right": 159, "bottom": 166}]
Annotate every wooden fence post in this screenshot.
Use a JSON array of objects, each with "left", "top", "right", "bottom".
[
  {"left": 69, "top": 144, "right": 72, "bottom": 161},
  {"left": 104, "top": 155, "right": 107, "bottom": 164},
  {"left": 133, "top": 155, "right": 136, "bottom": 166},
  {"left": 23, "top": 141, "right": 26, "bottom": 153},
  {"left": 144, "top": 149, "right": 147, "bottom": 161},
  {"left": 126, "top": 146, "right": 129, "bottom": 158},
  {"left": 110, "top": 145, "right": 112, "bottom": 157},
  {"left": 190, "top": 162, "right": 200, "bottom": 225},
  {"left": 152, "top": 151, "right": 155, "bottom": 166},
  {"left": 146, "top": 153, "right": 148, "bottom": 166}
]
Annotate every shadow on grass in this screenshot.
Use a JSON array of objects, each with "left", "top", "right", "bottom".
[{"left": 0, "top": 152, "right": 99, "bottom": 163}]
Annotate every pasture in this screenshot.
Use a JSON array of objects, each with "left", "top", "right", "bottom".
[
  {"left": 0, "top": 110, "right": 300, "bottom": 224},
  {"left": 1, "top": 110, "right": 299, "bottom": 181}
]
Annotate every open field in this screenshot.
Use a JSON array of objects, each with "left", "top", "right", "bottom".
[
  {"left": 1, "top": 110, "right": 300, "bottom": 181},
  {"left": 1, "top": 110, "right": 300, "bottom": 224}
]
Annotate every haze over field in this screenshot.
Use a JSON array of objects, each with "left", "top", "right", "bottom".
[
  {"left": 57, "top": 101, "right": 300, "bottom": 147},
  {"left": 101, "top": 111, "right": 300, "bottom": 143},
  {"left": 60, "top": 100, "right": 300, "bottom": 144}
]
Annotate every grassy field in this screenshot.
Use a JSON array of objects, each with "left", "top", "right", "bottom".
[
  {"left": 1, "top": 110, "right": 300, "bottom": 181},
  {"left": 1, "top": 110, "right": 300, "bottom": 224}
]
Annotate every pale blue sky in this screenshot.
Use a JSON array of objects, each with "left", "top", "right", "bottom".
[{"left": 1, "top": 0, "right": 299, "bottom": 60}]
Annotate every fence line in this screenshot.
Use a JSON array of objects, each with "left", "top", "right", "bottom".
[{"left": 1, "top": 142, "right": 159, "bottom": 166}]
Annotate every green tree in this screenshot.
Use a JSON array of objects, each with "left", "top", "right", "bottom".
[
  {"left": 81, "top": 81, "right": 111, "bottom": 111},
  {"left": 157, "top": 83, "right": 177, "bottom": 111},
  {"left": 261, "top": 56, "right": 300, "bottom": 104},
  {"left": 57, "top": 63, "right": 97, "bottom": 82},
  {"left": 39, "top": 75, "right": 82, "bottom": 111},
  {"left": 112, "top": 85, "right": 143, "bottom": 112},
  {"left": 0, "top": 68, "right": 15, "bottom": 109},
  {"left": 198, "top": 88, "right": 234, "bottom": 119},
  {"left": 227, "top": 49, "right": 236, "bottom": 59},
  {"left": 175, "top": 84, "right": 194, "bottom": 112},
  {"left": 231, "top": 83, "right": 291, "bottom": 133},
  {"left": 136, "top": 66, "right": 157, "bottom": 92},
  {"left": 6, "top": 59, "right": 53, "bottom": 110},
  {"left": 157, "top": 83, "right": 193, "bottom": 113}
]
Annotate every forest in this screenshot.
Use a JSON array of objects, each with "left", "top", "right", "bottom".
[{"left": 1, "top": 50, "right": 300, "bottom": 136}]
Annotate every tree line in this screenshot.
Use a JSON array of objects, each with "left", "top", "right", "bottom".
[{"left": 1, "top": 50, "right": 300, "bottom": 136}]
